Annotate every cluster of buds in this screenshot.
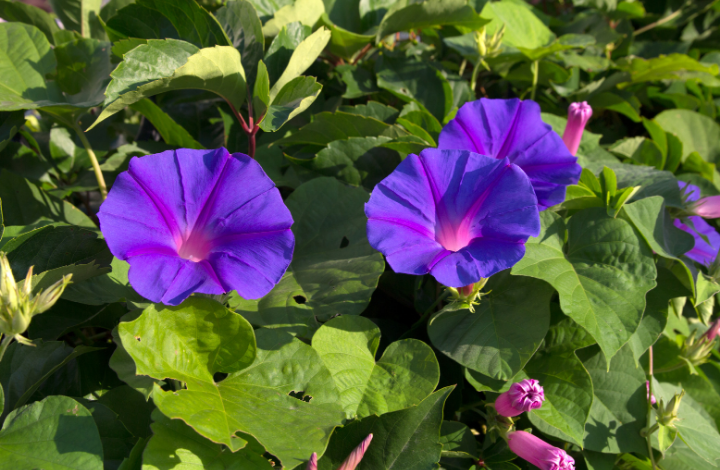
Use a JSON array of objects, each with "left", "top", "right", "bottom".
[
  {"left": 447, "top": 277, "right": 489, "bottom": 312},
  {"left": 474, "top": 25, "right": 505, "bottom": 72},
  {"left": 0, "top": 252, "right": 72, "bottom": 346},
  {"left": 306, "top": 434, "right": 372, "bottom": 470},
  {"left": 490, "top": 379, "right": 575, "bottom": 470},
  {"left": 562, "top": 102, "right": 593, "bottom": 156},
  {"left": 657, "top": 390, "right": 685, "bottom": 429},
  {"left": 680, "top": 325, "right": 719, "bottom": 371}
]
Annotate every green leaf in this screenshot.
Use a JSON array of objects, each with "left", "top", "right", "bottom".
[
  {"left": 269, "top": 27, "right": 330, "bottom": 102},
  {"left": 512, "top": 210, "right": 657, "bottom": 362},
  {"left": 259, "top": 75, "right": 322, "bottom": 132},
  {"left": 376, "top": 0, "right": 488, "bottom": 43},
  {"left": 616, "top": 54, "right": 719, "bottom": 85},
  {"left": 262, "top": 0, "right": 324, "bottom": 38},
  {"left": 655, "top": 109, "right": 720, "bottom": 163},
  {"left": 428, "top": 270, "right": 554, "bottom": 380},
  {"left": 275, "top": 110, "right": 394, "bottom": 146},
  {"left": 319, "top": 14, "right": 373, "bottom": 60},
  {"left": 129, "top": 99, "right": 204, "bottom": 149},
  {"left": 27, "top": 301, "right": 122, "bottom": 341},
  {"left": 587, "top": 91, "right": 642, "bottom": 123},
  {"left": 0, "top": 111, "right": 25, "bottom": 152},
  {"left": 143, "top": 409, "right": 273, "bottom": 470},
  {"left": 583, "top": 162, "right": 684, "bottom": 209},
  {"left": 252, "top": 60, "right": 270, "bottom": 121},
  {"left": 313, "top": 315, "right": 439, "bottom": 419},
  {"left": 319, "top": 387, "right": 454, "bottom": 470},
  {"left": 120, "top": 298, "right": 344, "bottom": 468},
  {"left": 49, "top": 0, "right": 102, "bottom": 38},
  {"left": 0, "top": 171, "right": 95, "bottom": 228},
  {"left": 62, "top": 257, "right": 148, "bottom": 307},
  {"left": 440, "top": 421, "right": 477, "bottom": 457},
  {"left": 0, "top": 0, "right": 60, "bottom": 44},
  {"left": 3, "top": 225, "right": 111, "bottom": 284},
  {"left": 79, "top": 400, "right": 136, "bottom": 466},
  {"left": 0, "top": 341, "right": 100, "bottom": 417},
  {"left": 287, "top": 135, "right": 399, "bottom": 189},
  {"left": 340, "top": 101, "right": 399, "bottom": 123},
  {"left": 215, "top": 0, "right": 264, "bottom": 88},
  {"left": 655, "top": 382, "right": 720, "bottom": 465},
  {"left": 231, "top": 177, "right": 384, "bottom": 336},
  {"left": 481, "top": 0, "right": 554, "bottom": 50},
  {"left": 336, "top": 64, "right": 379, "bottom": 99},
  {"left": 96, "top": 384, "right": 154, "bottom": 438},
  {"left": 104, "top": 0, "right": 230, "bottom": 47},
  {"left": 518, "top": 34, "right": 596, "bottom": 62},
  {"left": 264, "top": 22, "right": 310, "bottom": 85},
  {"left": 0, "top": 396, "right": 103, "bottom": 470},
  {"left": 525, "top": 350, "right": 593, "bottom": 447},
  {"left": 376, "top": 55, "right": 453, "bottom": 122},
  {"left": 109, "top": 313, "right": 160, "bottom": 399},
  {"left": 91, "top": 44, "right": 246, "bottom": 130},
  {"left": 581, "top": 344, "right": 647, "bottom": 454},
  {"left": 53, "top": 36, "right": 113, "bottom": 108}
]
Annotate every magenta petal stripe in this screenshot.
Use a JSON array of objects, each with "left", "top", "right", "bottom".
[
  {"left": 98, "top": 147, "right": 295, "bottom": 306},
  {"left": 365, "top": 148, "right": 540, "bottom": 287},
  {"left": 438, "top": 98, "right": 581, "bottom": 210}
]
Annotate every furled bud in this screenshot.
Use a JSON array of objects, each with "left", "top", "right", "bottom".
[
  {"left": 681, "top": 330, "right": 715, "bottom": 368},
  {"left": 657, "top": 391, "right": 685, "bottom": 428},
  {"left": 508, "top": 431, "right": 575, "bottom": 470},
  {"left": 690, "top": 196, "right": 720, "bottom": 219},
  {"left": 562, "top": 102, "right": 593, "bottom": 156},
  {"left": 705, "top": 319, "right": 720, "bottom": 342},
  {"left": 337, "top": 434, "right": 373, "bottom": 470},
  {"left": 646, "top": 381, "right": 656, "bottom": 406},
  {"left": 306, "top": 452, "right": 318, "bottom": 470},
  {"left": 495, "top": 379, "right": 545, "bottom": 417},
  {"left": 0, "top": 252, "right": 72, "bottom": 338}
]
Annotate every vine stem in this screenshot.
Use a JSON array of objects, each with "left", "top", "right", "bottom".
[
  {"left": 0, "top": 334, "right": 14, "bottom": 362},
  {"left": 633, "top": 10, "right": 681, "bottom": 36},
  {"left": 647, "top": 346, "right": 658, "bottom": 470},
  {"left": 73, "top": 122, "right": 107, "bottom": 200},
  {"left": 530, "top": 60, "right": 540, "bottom": 101},
  {"left": 226, "top": 99, "right": 260, "bottom": 159}
]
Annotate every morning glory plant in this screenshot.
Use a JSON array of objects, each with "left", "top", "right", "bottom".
[
  {"left": 438, "top": 98, "right": 582, "bottom": 210},
  {"left": 365, "top": 148, "right": 540, "bottom": 288},
  {"left": 98, "top": 147, "right": 294, "bottom": 305}
]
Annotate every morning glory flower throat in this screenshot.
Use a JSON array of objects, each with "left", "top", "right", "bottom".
[
  {"left": 365, "top": 148, "right": 540, "bottom": 288},
  {"left": 98, "top": 148, "right": 294, "bottom": 306},
  {"left": 438, "top": 98, "right": 581, "bottom": 210}
]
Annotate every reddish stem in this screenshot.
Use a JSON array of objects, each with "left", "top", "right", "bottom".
[{"left": 352, "top": 43, "right": 373, "bottom": 65}]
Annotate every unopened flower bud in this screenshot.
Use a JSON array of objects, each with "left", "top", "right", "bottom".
[
  {"left": 681, "top": 331, "right": 715, "bottom": 368},
  {"left": 690, "top": 196, "right": 720, "bottom": 219},
  {"left": 562, "top": 102, "right": 592, "bottom": 156},
  {"left": 337, "top": 434, "right": 373, "bottom": 470},
  {"left": 495, "top": 379, "right": 545, "bottom": 417},
  {"left": 0, "top": 254, "right": 18, "bottom": 313},
  {"left": 658, "top": 391, "right": 685, "bottom": 428},
  {"left": 508, "top": 431, "right": 575, "bottom": 470},
  {"left": 705, "top": 319, "right": 720, "bottom": 342},
  {"left": 646, "top": 381, "right": 656, "bottom": 405},
  {"left": 34, "top": 275, "right": 72, "bottom": 314},
  {"left": 448, "top": 278, "right": 490, "bottom": 312},
  {"left": 306, "top": 452, "right": 318, "bottom": 470}
]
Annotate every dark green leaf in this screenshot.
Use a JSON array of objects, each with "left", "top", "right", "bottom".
[
  {"left": 428, "top": 270, "right": 553, "bottom": 380},
  {"left": 0, "top": 395, "right": 103, "bottom": 470},
  {"left": 231, "top": 177, "right": 384, "bottom": 336},
  {"left": 318, "top": 387, "right": 453, "bottom": 470},
  {"left": 0, "top": 0, "right": 60, "bottom": 44},
  {"left": 129, "top": 98, "right": 204, "bottom": 149},
  {"left": 512, "top": 210, "right": 657, "bottom": 362},
  {"left": 215, "top": 0, "right": 264, "bottom": 88}
]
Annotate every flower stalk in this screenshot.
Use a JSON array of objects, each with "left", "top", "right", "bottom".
[{"left": 74, "top": 122, "right": 107, "bottom": 200}]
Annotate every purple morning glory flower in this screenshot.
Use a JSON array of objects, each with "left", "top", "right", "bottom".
[
  {"left": 508, "top": 431, "right": 575, "bottom": 470},
  {"left": 438, "top": 98, "right": 581, "bottom": 210},
  {"left": 98, "top": 148, "right": 294, "bottom": 306},
  {"left": 365, "top": 148, "right": 540, "bottom": 288},
  {"left": 675, "top": 181, "right": 720, "bottom": 266}
]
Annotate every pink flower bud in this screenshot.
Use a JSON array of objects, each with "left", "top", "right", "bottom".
[
  {"left": 704, "top": 319, "right": 720, "bottom": 342},
  {"left": 307, "top": 452, "right": 318, "bottom": 470},
  {"left": 646, "top": 381, "right": 656, "bottom": 405},
  {"left": 691, "top": 196, "right": 720, "bottom": 219},
  {"left": 495, "top": 379, "right": 545, "bottom": 417},
  {"left": 508, "top": 431, "right": 575, "bottom": 470},
  {"left": 562, "top": 102, "right": 592, "bottom": 156},
  {"left": 337, "top": 434, "right": 373, "bottom": 470}
]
